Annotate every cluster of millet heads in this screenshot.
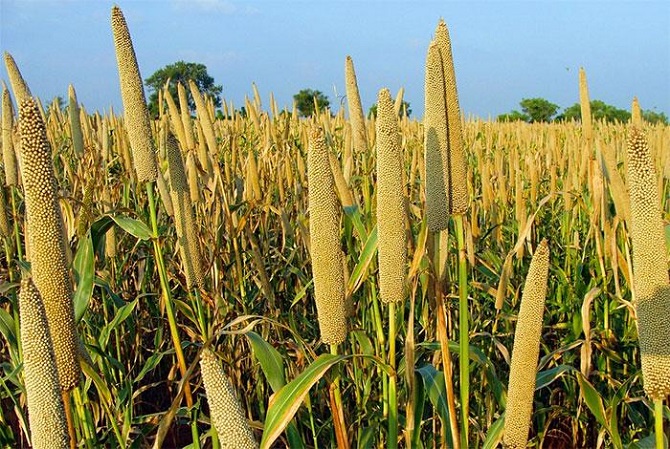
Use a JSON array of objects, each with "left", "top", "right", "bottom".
[{"left": 424, "top": 19, "right": 469, "bottom": 232}]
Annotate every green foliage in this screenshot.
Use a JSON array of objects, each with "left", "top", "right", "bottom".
[
  {"left": 519, "top": 97, "right": 560, "bottom": 122},
  {"left": 558, "top": 100, "right": 631, "bottom": 123},
  {"left": 144, "top": 60, "right": 222, "bottom": 117},
  {"left": 642, "top": 109, "right": 669, "bottom": 125},
  {"left": 497, "top": 110, "right": 530, "bottom": 122},
  {"left": 367, "top": 100, "right": 412, "bottom": 118},
  {"left": 498, "top": 98, "right": 559, "bottom": 122},
  {"left": 292, "top": 89, "right": 329, "bottom": 117}
]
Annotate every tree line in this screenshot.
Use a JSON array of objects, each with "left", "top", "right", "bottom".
[
  {"left": 141, "top": 61, "right": 667, "bottom": 124},
  {"left": 498, "top": 97, "right": 668, "bottom": 124}
]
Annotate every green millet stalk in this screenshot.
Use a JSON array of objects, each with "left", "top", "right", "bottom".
[
  {"left": 110, "top": 5, "right": 158, "bottom": 183},
  {"left": 423, "top": 40, "right": 449, "bottom": 231},
  {"left": 166, "top": 132, "right": 205, "bottom": 289},
  {"left": 67, "top": 84, "right": 84, "bottom": 156},
  {"left": 626, "top": 127, "right": 670, "bottom": 400},
  {"left": 19, "top": 277, "right": 70, "bottom": 449},
  {"left": 200, "top": 348, "right": 258, "bottom": 449},
  {"left": 308, "top": 126, "right": 348, "bottom": 345},
  {"left": 504, "top": 239, "right": 550, "bottom": 449},
  {"left": 375, "top": 88, "right": 407, "bottom": 304},
  {"left": 2, "top": 83, "right": 18, "bottom": 186},
  {"left": 3, "top": 52, "right": 32, "bottom": 103},
  {"left": 434, "top": 19, "right": 468, "bottom": 215},
  {"left": 19, "top": 98, "right": 81, "bottom": 392}
]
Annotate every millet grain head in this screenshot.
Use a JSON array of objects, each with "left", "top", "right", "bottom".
[
  {"left": 345, "top": 56, "right": 368, "bottom": 154},
  {"left": 504, "top": 240, "right": 550, "bottom": 449},
  {"left": 166, "top": 133, "right": 205, "bottom": 289},
  {"left": 19, "top": 98, "right": 81, "bottom": 392},
  {"left": 2, "top": 83, "right": 18, "bottom": 186},
  {"left": 3, "top": 52, "right": 32, "bottom": 103},
  {"left": 19, "top": 277, "right": 70, "bottom": 449},
  {"left": 110, "top": 5, "right": 158, "bottom": 183},
  {"left": 200, "top": 348, "right": 258, "bottom": 449},
  {"left": 626, "top": 127, "right": 670, "bottom": 400},
  {"left": 424, "top": 40, "right": 450, "bottom": 232},
  {"left": 434, "top": 19, "right": 468, "bottom": 215},
  {"left": 375, "top": 88, "right": 407, "bottom": 303},
  {"left": 307, "top": 126, "right": 348, "bottom": 345}
]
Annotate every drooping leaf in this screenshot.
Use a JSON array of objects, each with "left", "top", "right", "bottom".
[
  {"left": 577, "top": 372, "right": 608, "bottom": 430},
  {"left": 260, "top": 354, "right": 345, "bottom": 449},
  {"left": 246, "top": 331, "right": 285, "bottom": 392},
  {"left": 111, "top": 215, "right": 152, "bottom": 240},
  {"left": 535, "top": 365, "right": 575, "bottom": 391}
]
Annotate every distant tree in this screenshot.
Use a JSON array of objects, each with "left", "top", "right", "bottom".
[
  {"left": 497, "top": 110, "right": 530, "bottom": 122},
  {"left": 144, "top": 61, "right": 222, "bottom": 117},
  {"left": 558, "top": 100, "right": 631, "bottom": 123},
  {"left": 497, "top": 98, "right": 559, "bottom": 123},
  {"left": 293, "top": 89, "right": 329, "bottom": 117},
  {"left": 368, "top": 100, "right": 412, "bottom": 119},
  {"left": 642, "top": 109, "right": 669, "bottom": 125},
  {"left": 519, "top": 98, "right": 559, "bottom": 122}
]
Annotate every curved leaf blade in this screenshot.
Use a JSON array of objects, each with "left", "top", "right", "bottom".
[
  {"left": 260, "top": 354, "right": 344, "bottom": 449},
  {"left": 246, "top": 331, "right": 285, "bottom": 392},
  {"left": 73, "top": 232, "right": 95, "bottom": 322}
]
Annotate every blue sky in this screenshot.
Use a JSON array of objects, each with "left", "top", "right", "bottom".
[{"left": 1, "top": 0, "right": 669, "bottom": 119}]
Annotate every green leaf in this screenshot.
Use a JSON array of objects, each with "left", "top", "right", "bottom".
[
  {"left": 347, "top": 225, "right": 378, "bottom": 297},
  {"left": 99, "top": 299, "right": 138, "bottom": 348},
  {"left": 535, "top": 365, "right": 575, "bottom": 391},
  {"left": 412, "top": 372, "right": 426, "bottom": 447},
  {"left": 0, "top": 309, "right": 17, "bottom": 351},
  {"left": 73, "top": 232, "right": 95, "bottom": 322},
  {"left": 90, "top": 215, "right": 115, "bottom": 255},
  {"left": 81, "top": 358, "right": 112, "bottom": 405},
  {"left": 576, "top": 372, "right": 608, "bottom": 430},
  {"left": 246, "top": 331, "right": 286, "bottom": 392},
  {"left": 112, "top": 215, "right": 152, "bottom": 240},
  {"left": 665, "top": 223, "right": 670, "bottom": 256},
  {"left": 343, "top": 205, "right": 368, "bottom": 243},
  {"left": 357, "top": 427, "right": 376, "bottom": 449},
  {"left": 482, "top": 414, "right": 505, "bottom": 449},
  {"left": 416, "top": 365, "right": 449, "bottom": 427},
  {"left": 134, "top": 351, "right": 167, "bottom": 383},
  {"left": 260, "top": 354, "right": 345, "bottom": 449},
  {"left": 627, "top": 433, "right": 668, "bottom": 449}
]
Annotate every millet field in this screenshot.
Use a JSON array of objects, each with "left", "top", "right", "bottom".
[{"left": 0, "top": 6, "right": 669, "bottom": 449}]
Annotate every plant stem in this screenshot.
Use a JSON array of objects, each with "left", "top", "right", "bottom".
[
  {"left": 145, "top": 182, "right": 194, "bottom": 408},
  {"left": 329, "top": 344, "right": 349, "bottom": 449},
  {"left": 388, "top": 301, "right": 398, "bottom": 449},
  {"left": 656, "top": 398, "right": 664, "bottom": 449},
  {"left": 62, "top": 390, "right": 76, "bottom": 449},
  {"left": 431, "top": 231, "right": 459, "bottom": 449},
  {"left": 454, "top": 214, "right": 469, "bottom": 448}
]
